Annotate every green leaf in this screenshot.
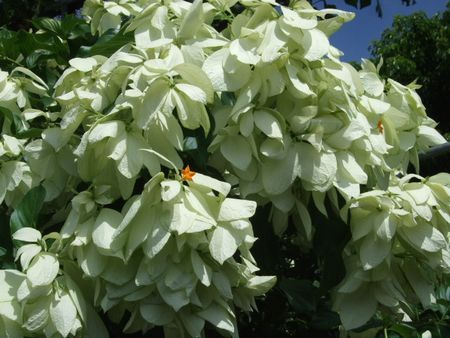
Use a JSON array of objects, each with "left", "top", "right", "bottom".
[
  {"left": 16, "top": 128, "right": 44, "bottom": 139},
  {"left": 310, "top": 309, "right": 341, "bottom": 330},
  {"left": 220, "top": 92, "right": 236, "bottom": 106},
  {"left": 0, "top": 210, "right": 14, "bottom": 267},
  {"left": 25, "top": 49, "right": 54, "bottom": 68},
  {"left": 10, "top": 185, "right": 46, "bottom": 234},
  {"left": 295, "top": 200, "right": 312, "bottom": 240},
  {"left": 0, "top": 106, "right": 26, "bottom": 135},
  {"left": 389, "top": 323, "right": 417, "bottom": 337},
  {"left": 279, "top": 278, "right": 317, "bottom": 315},
  {"left": 78, "top": 28, "right": 134, "bottom": 57},
  {"left": 32, "top": 17, "right": 63, "bottom": 36},
  {"left": 60, "top": 15, "right": 81, "bottom": 31}
]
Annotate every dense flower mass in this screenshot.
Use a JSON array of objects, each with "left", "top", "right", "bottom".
[
  {"left": 0, "top": 0, "right": 449, "bottom": 336},
  {"left": 61, "top": 172, "right": 275, "bottom": 336},
  {"left": 0, "top": 228, "right": 108, "bottom": 338},
  {"left": 336, "top": 173, "right": 450, "bottom": 329}
]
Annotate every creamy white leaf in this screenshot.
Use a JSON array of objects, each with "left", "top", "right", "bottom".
[
  {"left": 360, "top": 233, "right": 391, "bottom": 270},
  {"left": 50, "top": 292, "right": 78, "bottom": 338},
  {"left": 92, "top": 208, "right": 123, "bottom": 254},
  {"left": 209, "top": 226, "right": 238, "bottom": 264},
  {"left": 218, "top": 198, "right": 256, "bottom": 221},
  {"left": 220, "top": 135, "right": 252, "bottom": 171},
  {"left": 191, "top": 250, "right": 212, "bottom": 286},
  {"left": 337, "top": 285, "right": 377, "bottom": 330},
  {"left": 198, "top": 303, "right": 235, "bottom": 333},
  {"left": 254, "top": 109, "right": 283, "bottom": 138},
  {"left": 27, "top": 253, "right": 59, "bottom": 287},
  {"left": 140, "top": 303, "right": 174, "bottom": 325},
  {"left": 12, "top": 227, "right": 42, "bottom": 243}
]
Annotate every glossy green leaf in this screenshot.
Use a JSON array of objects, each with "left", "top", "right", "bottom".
[
  {"left": 10, "top": 185, "right": 46, "bottom": 235},
  {"left": 280, "top": 278, "right": 316, "bottom": 315}
]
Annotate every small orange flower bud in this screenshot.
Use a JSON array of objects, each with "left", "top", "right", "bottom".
[
  {"left": 377, "top": 119, "right": 384, "bottom": 134},
  {"left": 181, "top": 165, "right": 196, "bottom": 181}
]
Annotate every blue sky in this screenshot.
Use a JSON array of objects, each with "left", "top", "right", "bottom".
[{"left": 319, "top": 0, "right": 448, "bottom": 62}]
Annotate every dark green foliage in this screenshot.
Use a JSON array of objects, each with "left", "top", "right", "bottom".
[
  {"left": 0, "top": 0, "right": 84, "bottom": 30},
  {"left": 419, "top": 143, "right": 450, "bottom": 176},
  {"left": 371, "top": 3, "right": 450, "bottom": 133},
  {"left": 0, "top": 14, "right": 94, "bottom": 87},
  {"left": 380, "top": 282, "right": 450, "bottom": 338},
  {"left": 226, "top": 203, "right": 348, "bottom": 338},
  {"left": 0, "top": 186, "right": 45, "bottom": 269},
  {"left": 10, "top": 185, "right": 46, "bottom": 234},
  {"left": 0, "top": 208, "right": 15, "bottom": 269},
  {"left": 78, "top": 28, "right": 134, "bottom": 57}
]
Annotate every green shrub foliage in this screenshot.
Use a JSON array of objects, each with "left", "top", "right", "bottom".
[{"left": 0, "top": 0, "right": 449, "bottom": 337}]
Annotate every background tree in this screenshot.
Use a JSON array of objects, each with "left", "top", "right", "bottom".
[{"left": 370, "top": 2, "right": 450, "bottom": 134}]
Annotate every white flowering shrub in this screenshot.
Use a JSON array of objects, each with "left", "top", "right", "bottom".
[
  {"left": 62, "top": 172, "right": 274, "bottom": 336},
  {"left": 336, "top": 173, "right": 450, "bottom": 329},
  {"left": 0, "top": 0, "right": 449, "bottom": 337}
]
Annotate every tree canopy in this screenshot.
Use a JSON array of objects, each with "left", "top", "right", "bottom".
[{"left": 371, "top": 2, "right": 450, "bottom": 134}]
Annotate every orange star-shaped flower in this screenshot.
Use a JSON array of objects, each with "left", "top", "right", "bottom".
[
  {"left": 377, "top": 119, "right": 384, "bottom": 134},
  {"left": 181, "top": 165, "right": 196, "bottom": 181}
]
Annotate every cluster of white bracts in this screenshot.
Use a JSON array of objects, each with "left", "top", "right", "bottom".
[
  {"left": 0, "top": 228, "right": 107, "bottom": 338},
  {"left": 61, "top": 172, "right": 275, "bottom": 336},
  {"left": 0, "top": 69, "right": 49, "bottom": 207},
  {"left": 335, "top": 173, "right": 450, "bottom": 329},
  {"left": 0, "top": 0, "right": 449, "bottom": 336}
]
